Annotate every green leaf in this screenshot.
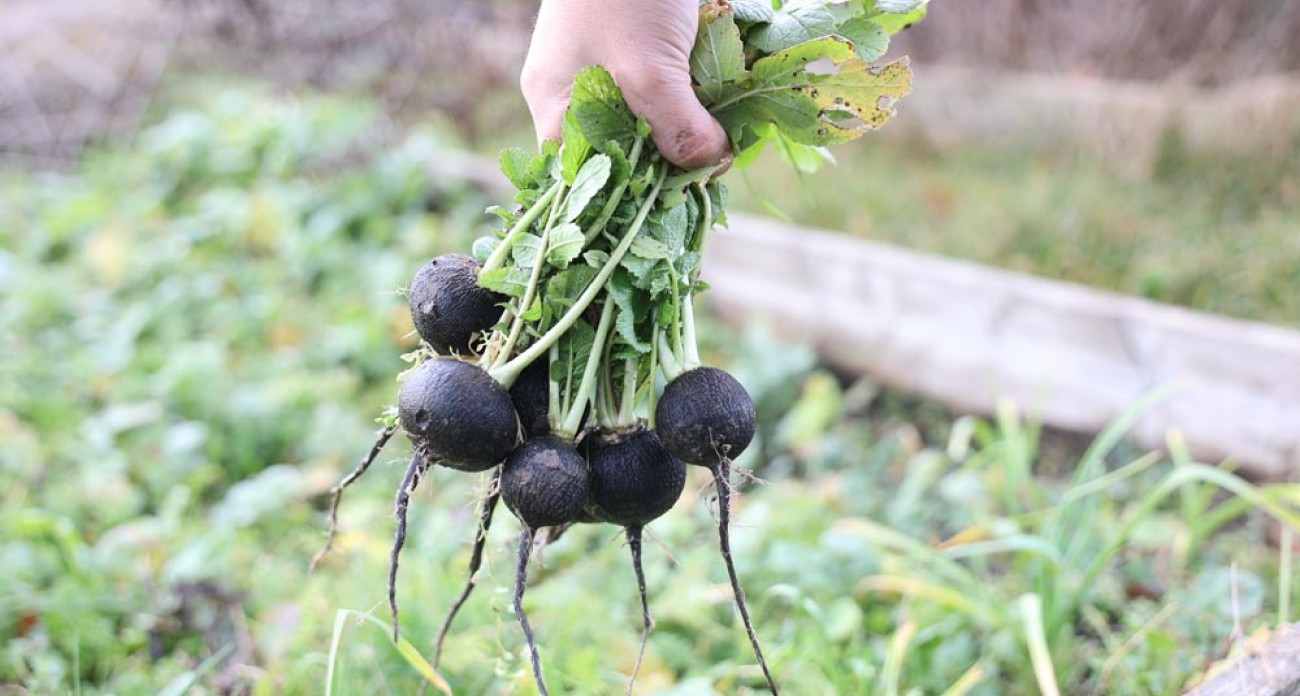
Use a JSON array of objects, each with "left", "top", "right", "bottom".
[
  {"left": 867, "top": 0, "right": 928, "bottom": 34},
  {"left": 550, "top": 319, "right": 596, "bottom": 396},
  {"left": 560, "top": 117, "right": 593, "bottom": 185},
  {"left": 470, "top": 236, "right": 498, "bottom": 262},
  {"left": 630, "top": 235, "right": 671, "bottom": 260},
  {"left": 568, "top": 67, "right": 637, "bottom": 153},
  {"left": 751, "top": 36, "right": 856, "bottom": 84},
  {"left": 728, "top": 0, "right": 774, "bottom": 24},
  {"left": 478, "top": 266, "right": 530, "bottom": 297},
  {"left": 512, "top": 233, "right": 543, "bottom": 268},
  {"left": 748, "top": 3, "right": 837, "bottom": 54},
  {"left": 521, "top": 295, "right": 543, "bottom": 322},
  {"left": 546, "top": 222, "right": 585, "bottom": 268},
  {"left": 837, "top": 17, "right": 890, "bottom": 62},
  {"left": 561, "top": 154, "right": 612, "bottom": 223},
  {"left": 608, "top": 271, "right": 652, "bottom": 353},
  {"left": 499, "top": 147, "right": 533, "bottom": 189},
  {"left": 758, "top": 121, "right": 835, "bottom": 172},
  {"left": 645, "top": 202, "right": 691, "bottom": 252},
  {"left": 546, "top": 264, "right": 599, "bottom": 309},
  {"left": 718, "top": 40, "right": 912, "bottom": 144},
  {"left": 583, "top": 249, "right": 610, "bottom": 267},
  {"left": 690, "top": 8, "right": 748, "bottom": 106}
]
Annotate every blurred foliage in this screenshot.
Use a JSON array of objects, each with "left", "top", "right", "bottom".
[
  {"left": 730, "top": 130, "right": 1300, "bottom": 326},
  {"left": 1, "top": 88, "right": 1298, "bottom": 695}
]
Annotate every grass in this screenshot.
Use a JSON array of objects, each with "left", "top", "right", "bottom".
[
  {"left": 2, "top": 85, "right": 1298, "bottom": 695},
  {"left": 728, "top": 128, "right": 1300, "bottom": 326}
]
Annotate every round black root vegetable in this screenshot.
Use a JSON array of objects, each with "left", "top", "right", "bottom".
[
  {"left": 655, "top": 366, "right": 756, "bottom": 468},
  {"left": 501, "top": 435, "right": 590, "bottom": 529},
  {"left": 408, "top": 253, "right": 504, "bottom": 355},
  {"left": 432, "top": 466, "right": 502, "bottom": 668},
  {"left": 309, "top": 424, "right": 395, "bottom": 572},
  {"left": 388, "top": 452, "right": 431, "bottom": 643},
  {"left": 508, "top": 358, "right": 551, "bottom": 439},
  {"left": 398, "top": 357, "right": 519, "bottom": 472},
  {"left": 500, "top": 436, "right": 590, "bottom": 696},
  {"left": 583, "top": 427, "right": 686, "bottom": 693},
  {"left": 585, "top": 427, "right": 686, "bottom": 528},
  {"left": 655, "top": 368, "right": 776, "bottom": 692}
]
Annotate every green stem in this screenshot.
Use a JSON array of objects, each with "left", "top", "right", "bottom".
[
  {"left": 647, "top": 325, "right": 660, "bottom": 429},
  {"left": 666, "top": 258, "right": 684, "bottom": 366},
  {"left": 490, "top": 165, "right": 668, "bottom": 387},
  {"left": 480, "top": 180, "right": 563, "bottom": 276},
  {"left": 691, "top": 181, "right": 713, "bottom": 257},
  {"left": 558, "top": 298, "right": 616, "bottom": 440},
  {"left": 681, "top": 293, "right": 701, "bottom": 369},
  {"left": 493, "top": 185, "right": 565, "bottom": 371},
  {"left": 584, "top": 136, "right": 645, "bottom": 245},
  {"left": 547, "top": 343, "right": 561, "bottom": 429},
  {"left": 618, "top": 356, "right": 638, "bottom": 427},
  {"left": 656, "top": 332, "right": 684, "bottom": 382}
]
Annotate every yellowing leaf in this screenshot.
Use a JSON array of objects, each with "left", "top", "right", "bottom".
[{"left": 810, "top": 57, "right": 913, "bottom": 131}]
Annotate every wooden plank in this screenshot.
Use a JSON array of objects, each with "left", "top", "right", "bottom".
[
  {"left": 1185, "top": 625, "right": 1300, "bottom": 696},
  {"left": 428, "top": 153, "right": 1300, "bottom": 480},
  {"left": 703, "top": 215, "right": 1300, "bottom": 479}
]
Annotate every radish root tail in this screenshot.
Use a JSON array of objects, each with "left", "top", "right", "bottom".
[
  {"left": 388, "top": 453, "right": 428, "bottom": 643},
  {"left": 432, "top": 466, "right": 503, "bottom": 667},
  {"left": 514, "top": 527, "right": 549, "bottom": 696},
  {"left": 713, "top": 459, "right": 779, "bottom": 694},
  {"left": 627, "top": 525, "right": 653, "bottom": 696},
  {"left": 309, "top": 424, "right": 396, "bottom": 572}
]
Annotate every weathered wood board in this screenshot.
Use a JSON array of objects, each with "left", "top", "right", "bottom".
[
  {"left": 705, "top": 214, "right": 1300, "bottom": 479},
  {"left": 1185, "top": 624, "right": 1300, "bottom": 696}
]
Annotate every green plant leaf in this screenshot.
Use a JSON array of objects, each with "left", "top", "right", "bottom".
[
  {"left": 837, "top": 17, "right": 890, "bottom": 62},
  {"left": 567, "top": 66, "right": 637, "bottom": 153},
  {"left": 748, "top": 2, "right": 837, "bottom": 54},
  {"left": 691, "top": 7, "right": 749, "bottom": 105},
  {"left": 561, "top": 153, "right": 612, "bottom": 223},
  {"left": 728, "top": 0, "right": 774, "bottom": 24},
  {"left": 866, "top": 0, "right": 928, "bottom": 34},
  {"left": 560, "top": 118, "right": 593, "bottom": 185},
  {"left": 498, "top": 147, "right": 533, "bottom": 189},
  {"left": 546, "top": 222, "right": 585, "bottom": 268}
]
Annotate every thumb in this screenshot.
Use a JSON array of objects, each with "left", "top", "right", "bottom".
[{"left": 619, "top": 67, "right": 731, "bottom": 171}]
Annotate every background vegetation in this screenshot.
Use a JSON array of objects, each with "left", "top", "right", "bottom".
[
  {"left": 5, "top": 0, "right": 1300, "bottom": 693},
  {"left": 3, "top": 88, "right": 1298, "bottom": 695}
]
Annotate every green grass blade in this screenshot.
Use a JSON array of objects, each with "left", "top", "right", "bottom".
[
  {"left": 877, "top": 619, "right": 916, "bottom": 696},
  {"left": 1058, "top": 451, "right": 1162, "bottom": 504},
  {"left": 157, "top": 643, "right": 236, "bottom": 696},
  {"left": 937, "top": 662, "right": 986, "bottom": 696},
  {"left": 326, "top": 609, "right": 348, "bottom": 696},
  {"left": 858, "top": 575, "right": 1003, "bottom": 626},
  {"left": 1070, "top": 463, "right": 1300, "bottom": 626},
  {"left": 839, "top": 518, "right": 993, "bottom": 604},
  {"left": 1050, "top": 386, "right": 1177, "bottom": 558},
  {"left": 941, "top": 534, "right": 1063, "bottom": 568},
  {"left": 1020, "top": 594, "right": 1061, "bottom": 696},
  {"left": 326, "top": 609, "right": 454, "bottom": 696}
]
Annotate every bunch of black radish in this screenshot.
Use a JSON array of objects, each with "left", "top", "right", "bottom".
[{"left": 311, "top": 1, "right": 921, "bottom": 693}]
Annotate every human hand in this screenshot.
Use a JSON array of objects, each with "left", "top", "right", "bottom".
[{"left": 520, "top": 0, "right": 731, "bottom": 171}]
